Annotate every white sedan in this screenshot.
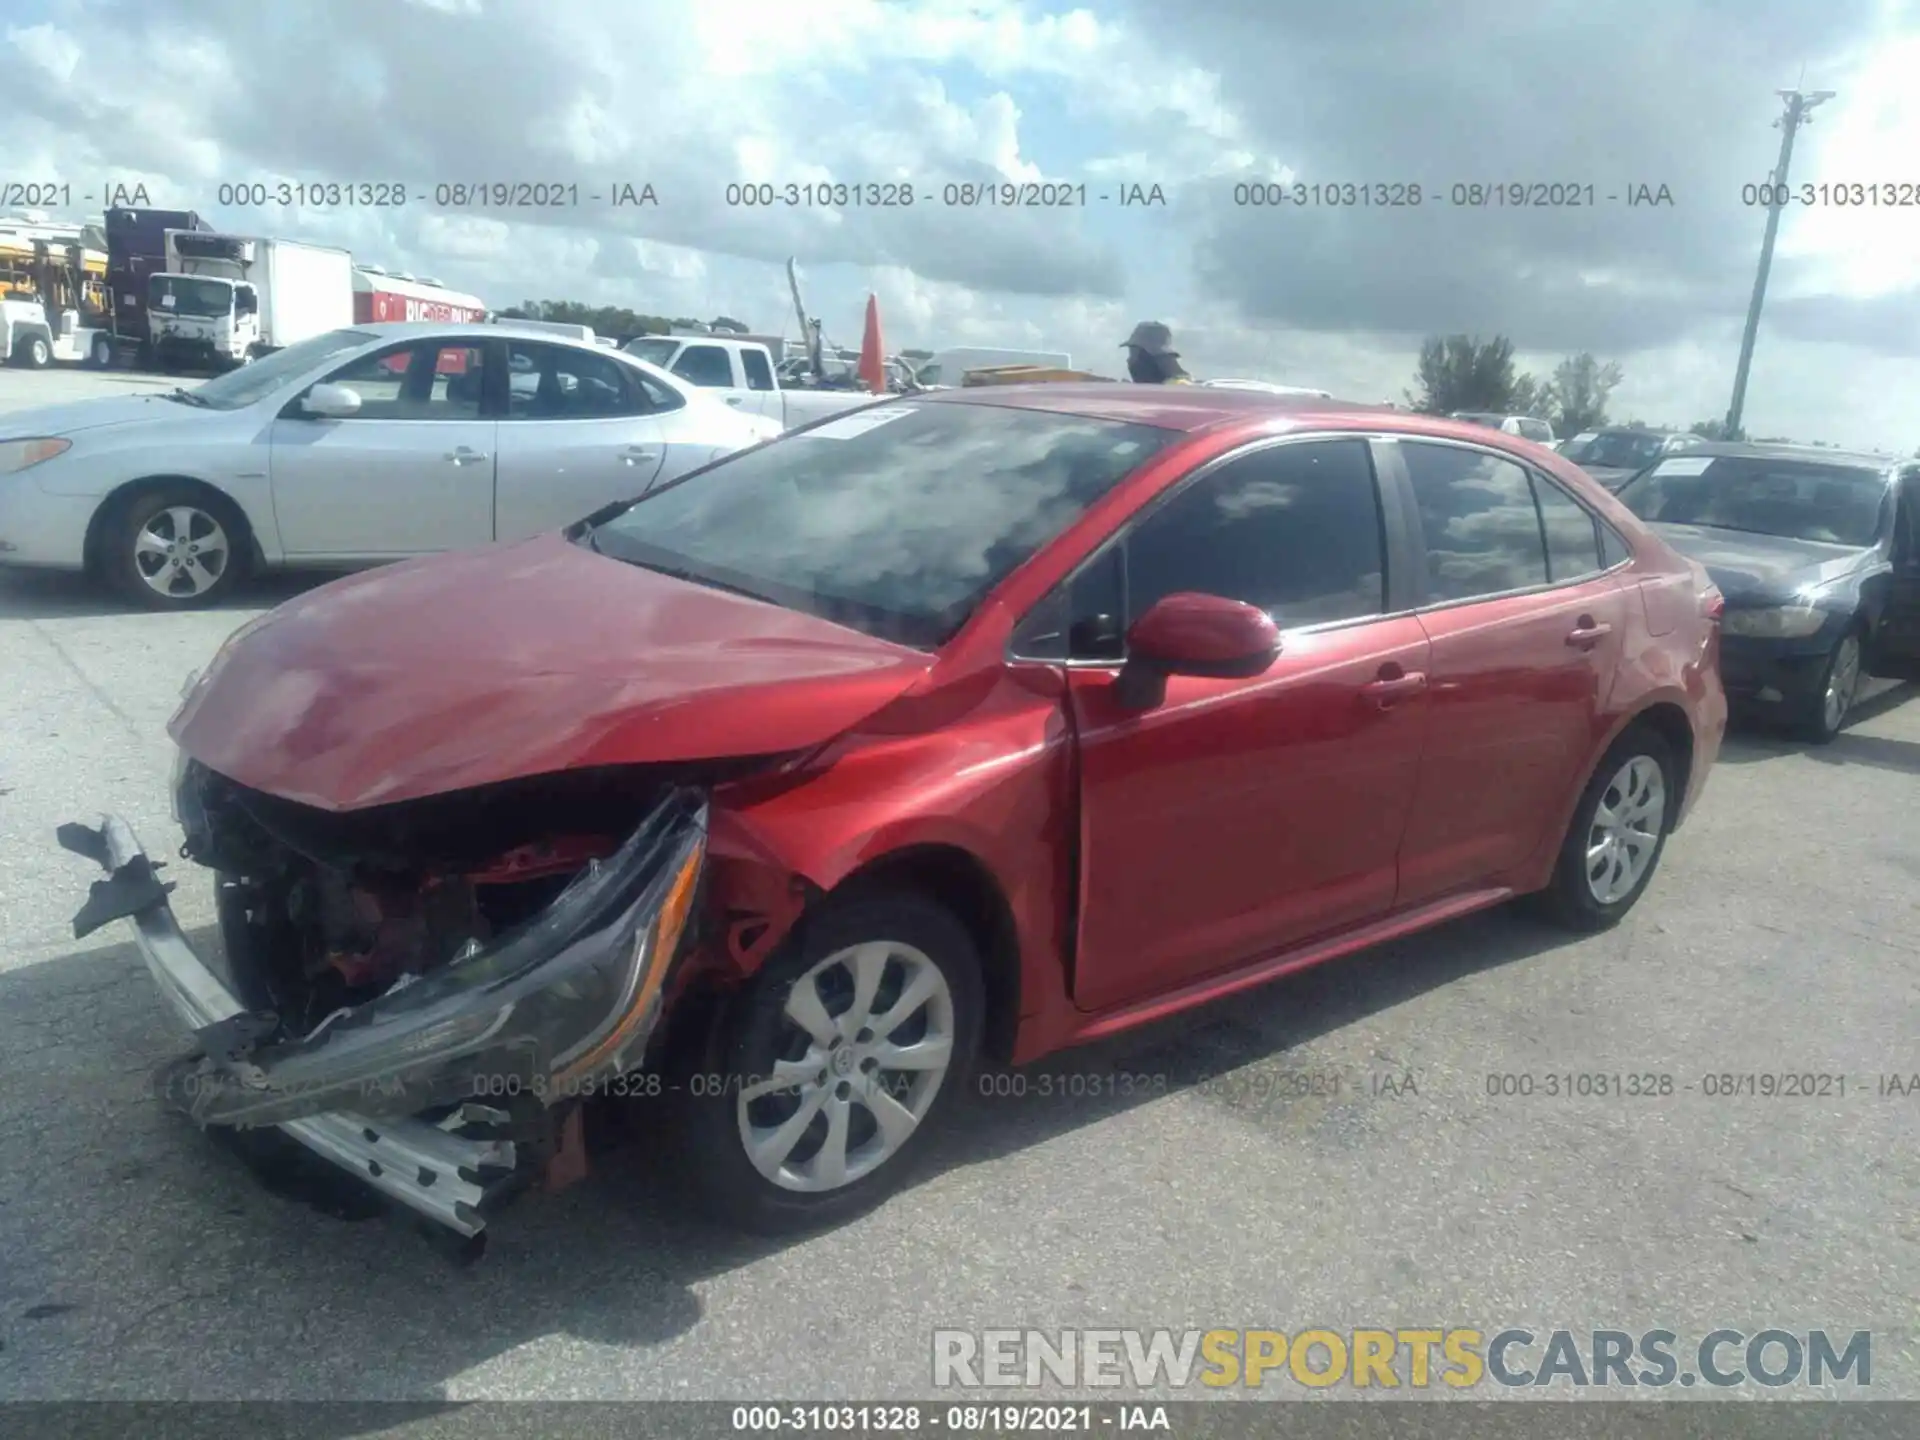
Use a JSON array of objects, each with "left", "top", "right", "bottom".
[{"left": 0, "top": 322, "right": 781, "bottom": 609}]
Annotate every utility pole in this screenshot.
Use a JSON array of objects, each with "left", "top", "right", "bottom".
[{"left": 1724, "top": 87, "right": 1834, "bottom": 439}]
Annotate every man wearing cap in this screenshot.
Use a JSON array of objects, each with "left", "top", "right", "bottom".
[{"left": 1122, "top": 321, "right": 1191, "bottom": 384}]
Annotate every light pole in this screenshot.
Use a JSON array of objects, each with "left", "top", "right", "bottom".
[{"left": 1724, "top": 88, "right": 1834, "bottom": 439}]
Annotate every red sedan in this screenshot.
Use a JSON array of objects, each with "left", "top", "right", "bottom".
[{"left": 63, "top": 385, "right": 1726, "bottom": 1243}]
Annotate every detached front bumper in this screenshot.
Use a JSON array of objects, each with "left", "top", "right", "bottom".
[{"left": 60, "top": 793, "right": 706, "bottom": 1237}]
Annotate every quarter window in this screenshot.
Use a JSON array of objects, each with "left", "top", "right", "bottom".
[
  {"left": 1532, "top": 475, "right": 1603, "bottom": 582},
  {"left": 1400, "top": 442, "right": 1549, "bottom": 602}
]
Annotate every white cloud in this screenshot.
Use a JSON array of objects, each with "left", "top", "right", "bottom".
[{"left": 0, "top": 0, "right": 1915, "bottom": 448}]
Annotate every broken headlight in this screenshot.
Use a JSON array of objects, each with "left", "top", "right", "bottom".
[{"left": 177, "top": 788, "right": 708, "bottom": 1127}]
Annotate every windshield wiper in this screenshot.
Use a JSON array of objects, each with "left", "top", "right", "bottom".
[
  {"left": 164, "top": 388, "right": 209, "bottom": 407},
  {"left": 618, "top": 557, "right": 775, "bottom": 605}
]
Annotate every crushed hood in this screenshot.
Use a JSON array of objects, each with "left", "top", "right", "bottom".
[{"left": 172, "top": 533, "right": 935, "bottom": 811}]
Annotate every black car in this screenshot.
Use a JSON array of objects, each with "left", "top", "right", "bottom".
[
  {"left": 1612, "top": 443, "right": 1920, "bottom": 741},
  {"left": 1563, "top": 428, "right": 1698, "bottom": 490}
]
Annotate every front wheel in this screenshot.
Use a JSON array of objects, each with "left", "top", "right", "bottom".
[
  {"left": 671, "top": 890, "right": 984, "bottom": 1235},
  {"left": 15, "top": 333, "right": 50, "bottom": 369},
  {"left": 1527, "top": 727, "right": 1676, "bottom": 931},
  {"left": 1792, "top": 630, "right": 1862, "bottom": 743},
  {"left": 103, "top": 486, "right": 247, "bottom": 610},
  {"left": 89, "top": 334, "right": 114, "bottom": 369}
]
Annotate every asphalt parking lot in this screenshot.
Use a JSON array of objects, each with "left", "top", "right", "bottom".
[{"left": 0, "top": 369, "right": 1916, "bottom": 1407}]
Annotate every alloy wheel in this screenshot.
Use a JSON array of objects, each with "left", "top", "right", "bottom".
[
  {"left": 1584, "top": 754, "right": 1666, "bottom": 905},
  {"left": 737, "top": 941, "right": 956, "bottom": 1193},
  {"left": 134, "top": 505, "right": 231, "bottom": 600},
  {"left": 1823, "top": 634, "right": 1861, "bottom": 736}
]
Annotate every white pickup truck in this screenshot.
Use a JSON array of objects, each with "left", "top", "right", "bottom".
[{"left": 622, "top": 335, "right": 876, "bottom": 430}]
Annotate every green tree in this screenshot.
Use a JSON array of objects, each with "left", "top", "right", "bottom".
[
  {"left": 1549, "top": 353, "right": 1624, "bottom": 437},
  {"left": 496, "top": 300, "right": 673, "bottom": 340},
  {"left": 900, "top": 347, "right": 933, "bottom": 361},
  {"left": 1690, "top": 418, "right": 1741, "bottom": 440},
  {"left": 1404, "top": 335, "right": 1544, "bottom": 414},
  {"left": 709, "top": 315, "right": 748, "bottom": 333}
]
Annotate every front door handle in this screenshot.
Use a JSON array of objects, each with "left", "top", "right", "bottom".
[
  {"left": 1567, "top": 618, "right": 1613, "bottom": 649},
  {"left": 1359, "top": 671, "right": 1428, "bottom": 708},
  {"left": 724, "top": 395, "right": 744, "bottom": 406},
  {"left": 443, "top": 446, "right": 487, "bottom": 465},
  {"left": 621, "top": 447, "right": 661, "bottom": 465}
]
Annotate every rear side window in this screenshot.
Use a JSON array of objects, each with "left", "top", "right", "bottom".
[
  {"left": 1532, "top": 475, "right": 1603, "bottom": 582},
  {"left": 1401, "top": 442, "right": 1549, "bottom": 602},
  {"left": 1120, "top": 439, "right": 1385, "bottom": 631},
  {"left": 672, "top": 344, "right": 735, "bottom": 387}
]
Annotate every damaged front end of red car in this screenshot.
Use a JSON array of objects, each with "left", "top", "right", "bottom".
[{"left": 60, "top": 762, "right": 716, "bottom": 1242}]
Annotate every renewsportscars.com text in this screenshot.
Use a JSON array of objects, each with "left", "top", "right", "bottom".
[{"left": 932, "top": 1328, "right": 1871, "bottom": 1390}]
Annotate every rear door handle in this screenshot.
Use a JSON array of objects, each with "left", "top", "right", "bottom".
[
  {"left": 724, "top": 395, "right": 744, "bottom": 406},
  {"left": 1359, "top": 671, "right": 1428, "bottom": 708},
  {"left": 1567, "top": 619, "right": 1613, "bottom": 649},
  {"left": 443, "top": 446, "right": 487, "bottom": 465},
  {"left": 622, "top": 447, "right": 661, "bottom": 465}
]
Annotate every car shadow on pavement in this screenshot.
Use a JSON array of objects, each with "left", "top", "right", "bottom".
[
  {"left": 1714, "top": 681, "right": 1916, "bottom": 770},
  {"left": 0, "top": 901, "right": 1578, "bottom": 1409},
  {"left": 0, "top": 567, "right": 353, "bottom": 621}
]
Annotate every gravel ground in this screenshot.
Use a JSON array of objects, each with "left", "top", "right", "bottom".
[{"left": 0, "top": 369, "right": 1914, "bottom": 1415}]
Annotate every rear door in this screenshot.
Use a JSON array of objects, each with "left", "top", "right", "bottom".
[
  {"left": 492, "top": 339, "right": 669, "bottom": 540},
  {"left": 268, "top": 337, "right": 496, "bottom": 556},
  {"left": 1383, "top": 438, "right": 1631, "bottom": 904},
  {"left": 1025, "top": 436, "right": 1433, "bottom": 1013},
  {"left": 1871, "top": 466, "right": 1920, "bottom": 678},
  {"left": 736, "top": 345, "right": 782, "bottom": 419}
]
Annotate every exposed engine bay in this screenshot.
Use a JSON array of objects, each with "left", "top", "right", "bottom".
[{"left": 175, "top": 759, "right": 732, "bottom": 1038}]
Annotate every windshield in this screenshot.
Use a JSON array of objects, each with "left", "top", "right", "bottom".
[
  {"left": 623, "top": 337, "right": 678, "bottom": 366},
  {"left": 1566, "top": 431, "right": 1674, "bottom": 469},
  {"left": 182, "top": 329, "right": 376, "bottom": 410},
  {"left": 1617, "top": 456, "right": 1888, "bottom": 547},
  {"left": 588, "top": 402, "right": 1178, "bottom": 647},
  {"left": 150, "top": 275, "right": 232, "bottom": 318}
]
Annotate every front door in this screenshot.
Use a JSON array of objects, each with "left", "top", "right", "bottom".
[
  {"left": 1870, "top": 467, "right": 1920, "bottom": 679},
  {"left": 1045, "top": 437, "right": 1433, "bottom": 1013},
  {"left": 492, "top": 339, "right": 668, "bottom": 540},
  {"left": 669, "top": 341, "right": 756, "bottom": 413},
  {"left": 269, "top": 337, "right": 496, "bottom": 556},
  {"left": 1383, "top": 439, "right": 1630, "bottom": 903}
]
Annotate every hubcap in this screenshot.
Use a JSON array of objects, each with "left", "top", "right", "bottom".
[
  {"left": 738, "top": 941, "right": 956, "bottom": 1193},
  {"left": 1584, "top": 754, "right": 1666, "bottom": 906},
  {"left": 1823, "top": 635, "right": 1860, "bottom": 733},
  {"left": 133, "top": 506, "right": 230, "bottom": 599}
]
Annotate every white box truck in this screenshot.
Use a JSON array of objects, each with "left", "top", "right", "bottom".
[{"left": 148, "top": 232, "right": 355, "bottom": 370}]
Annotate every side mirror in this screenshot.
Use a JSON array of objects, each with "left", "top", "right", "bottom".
[
  {"left": 1117, "top": 593, "right": 1280, "bottom": 706},
  {"left": 300, "top": 383, "right": 362, "bottom": 419}
]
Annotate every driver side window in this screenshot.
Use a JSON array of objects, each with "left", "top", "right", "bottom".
[
  {"left": 1897, "top": 470, "right": 1920, "bottom": 564},
  {"left": 321, "top": 341, "right": 487, "bottom": 420},
  {"left": 1012, "top": 439, "right": 1388, "bottom": 661}
]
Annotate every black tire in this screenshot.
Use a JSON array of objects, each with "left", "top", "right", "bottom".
[
  {"left": 89, "top": 334, "right": 113, "bottom": 369},
  {"left": 16, "top": 333, "right": 51, "bottom": 369},
  {"left": 1790, "top": 628, "right": 1863, "bottom": 744},
  {"left": 101, "top": 484, "right": 249, "bottom": 610},
  {"left": 669, "top": 888, "right": 984, "bottom": 1235},
  {"left": 1526, "top": 725, "right": 1677, "bottom": 932}
]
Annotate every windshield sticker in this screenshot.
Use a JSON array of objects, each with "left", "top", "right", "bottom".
[
  {"left": 1651, "top": 456, "right": 1713, "bottom": 476},
  {"left": 801, "top": 406, "right": 918, "bottom": 439}
]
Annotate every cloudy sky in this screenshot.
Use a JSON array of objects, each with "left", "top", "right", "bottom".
[{"left": 4, "top": 0, "right": 1916, "bottom": 449}]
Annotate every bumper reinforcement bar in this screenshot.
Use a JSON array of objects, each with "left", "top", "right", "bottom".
[{"left": 59, "top": 814, "right": 515, "bottom": 1238}]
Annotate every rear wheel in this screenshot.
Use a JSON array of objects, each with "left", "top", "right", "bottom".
[
  {"left": 89, "top": 333, "right": 113, "bottom": 368},
  {"left": 671, "top": 889, "right": 983, "bottom": 1234},
  {"left": 1528, "top": 727, "right": 1676, "bottom": 931},
  {"left": 102, "top": 485, "right": 248, "bottom": 610}
]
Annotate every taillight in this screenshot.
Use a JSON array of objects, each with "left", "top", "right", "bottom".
[{"left": 1702, "top": 587, "right": 1725, "bottom": 624}]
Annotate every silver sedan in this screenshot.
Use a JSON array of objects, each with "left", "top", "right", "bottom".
[{"left": 0, "top": 322, "right": 782, "bottom": 609}]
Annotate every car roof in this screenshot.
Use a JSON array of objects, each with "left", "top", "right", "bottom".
[
  {"left": 348, "top": 321, "right": 618, "bottom": 357},
  {"left": 1676, "top": 440, "right": 1899, "bottom": 470},
  {"left": 917, "top": 382, "right": 1398, "bottom": 434}
]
